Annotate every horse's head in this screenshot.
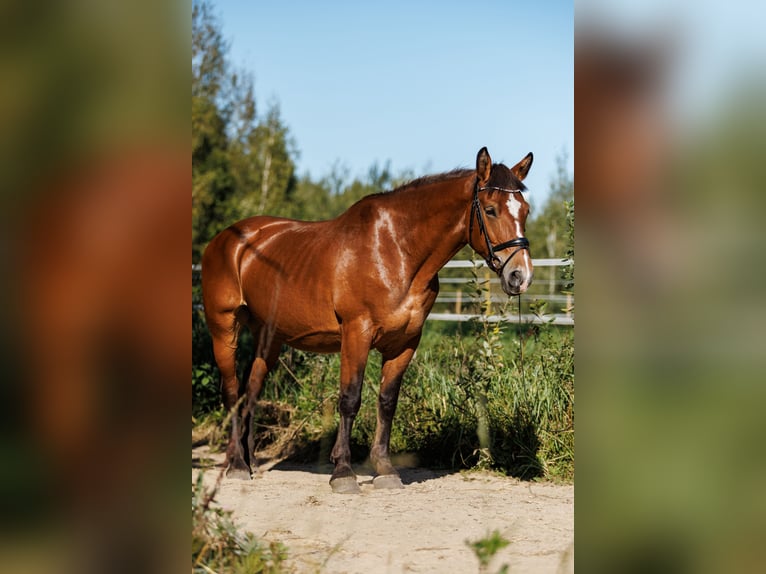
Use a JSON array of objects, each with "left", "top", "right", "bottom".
[{"left": 470, "top": 147, "right": 534, "bottom": 296}]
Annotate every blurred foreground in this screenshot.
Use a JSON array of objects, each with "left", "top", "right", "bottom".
[
  {"left": 0, "top": 1, "right": 188, "bottom": 572},
  {"left": 577, "top": 2, "right": 766, "bottom": 572}
]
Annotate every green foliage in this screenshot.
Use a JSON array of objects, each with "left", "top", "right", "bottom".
[
  {"left": 192, "top": 362, "right": 220, "bottom": 419},
  {"left": 284, "top": 175, "right": 335, "bottom": 221},
  {"left": 226, "top": 101, "right": 297, "bottom": 221},
  {"left": 464, "top": 259, "right": 510, "bottom": 469},
  {"left": 466, "top": 530, "right": 511, "bottom": 574},
  {"left": 192, "top": 271, "right": 220, "bottom": 417},
  {"left": 192, "top": 472, "right": 288, "bottom": 573},
  {"left": 192, "top": 0, "right": 230, "bottom": 102},
  {"left": 526, "top": 150, "right": 573, "bottom": 256},
  {"left": 562, "top": 198, "right": 574, "bottom": 299},
  {"left": 192, "top": 0, "right": 297, "bottom": 262}
]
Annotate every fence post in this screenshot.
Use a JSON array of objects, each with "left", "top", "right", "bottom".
[{"left": 484, "top": 266, "right": 491, "bottom": 316}]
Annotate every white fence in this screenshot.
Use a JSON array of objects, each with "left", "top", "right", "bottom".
[
  {"left": 431, "top": 258, "right": 573, "bottom": 326},
  {"left": 192, "top": 258, "right": 573, "bottom": 326}
]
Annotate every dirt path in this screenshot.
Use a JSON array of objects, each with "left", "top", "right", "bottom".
[{"left": 193, "top": 449, "right": 573, "bottom": 573}]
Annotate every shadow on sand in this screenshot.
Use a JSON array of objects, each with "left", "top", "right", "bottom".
[{"left": 192, "top": 440, "right": 453, "bottom": 487}]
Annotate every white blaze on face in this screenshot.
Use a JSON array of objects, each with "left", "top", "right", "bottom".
[
  {"left": 506, "top": 192, "right": 532, "bottom": 269},
  {"left": 506, "top": 192, "right": 522, "bottom": 220}
]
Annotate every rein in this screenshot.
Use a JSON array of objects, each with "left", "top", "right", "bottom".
[{"left": 469, "top": 179, "right": 530, "bottom": 274}]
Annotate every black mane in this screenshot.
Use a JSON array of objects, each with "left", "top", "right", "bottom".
[
  {"left": 399, "top": 168, "right": 475, "bottom": 190},
  {"left": 360, "top": 168, "right": 474, "bottom": 201},
  {"left": 389, "top": 162, "right": 525, "bottom": 195}
]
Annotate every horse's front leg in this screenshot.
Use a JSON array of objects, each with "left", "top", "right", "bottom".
[
  {"left": 329, "top": 322, "right": 372, "bottom": 494},
  {"left": 369, "top": 336, "right": 420, "bottom": 490}
]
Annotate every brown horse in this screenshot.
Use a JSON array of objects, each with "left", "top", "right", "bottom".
[{"left": 202, "top": 147, "right": 533, "bottom": 493}]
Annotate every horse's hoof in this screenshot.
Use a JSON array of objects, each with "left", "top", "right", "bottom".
[
  {"left": 373, "top": 474, "right": 404, "bottom": 490},
  {"left": 225, "top": 466, "right": 252, "bottom": 480},
  {"left": 330, "top": 476, "right": 361, "bottom": 494}
]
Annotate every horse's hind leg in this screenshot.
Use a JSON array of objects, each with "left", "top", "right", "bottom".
[
  {"left": 207, "top": 309, "right": 251, "bottom": 479},
  {"left": 241, "top": 325, "right": 282, "bottom": 474}
]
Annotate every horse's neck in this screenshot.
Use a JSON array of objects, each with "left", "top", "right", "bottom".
[{"left": 371, "top": 177, "right": 473, "bottom": 279}]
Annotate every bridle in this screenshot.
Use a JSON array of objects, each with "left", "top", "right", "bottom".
[{"left": 469, "top": 178, "right": 530, "bottom": 274}]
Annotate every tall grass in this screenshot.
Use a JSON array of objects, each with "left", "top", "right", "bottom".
[
  {"left": 193, "top": 306, "right": 573, "bottom": 480},
  {"left": 384, "top": 319, "right": 573, "bottom": 480}
]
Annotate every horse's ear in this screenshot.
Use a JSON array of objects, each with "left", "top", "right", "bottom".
[
  {"left": 476, "top": 147, "right": 492, "bottom": 185},
  {"left": 511, "top": 152, "right": 534, "bottom": 182}
]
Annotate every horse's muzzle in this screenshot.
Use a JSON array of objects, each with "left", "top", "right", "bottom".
[{"left": 501, "top": 265, "right": 533, "bottom": 296}]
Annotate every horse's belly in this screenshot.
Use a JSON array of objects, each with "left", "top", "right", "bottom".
[
  {"left": 243, "top": 287, "right": 341, "bottom": 352},
  {"left": 254, "top": 307, "right": 341, "bottom": 352},
  {"left": 285, "top": 329, "right": 341, "bottom": 353}
]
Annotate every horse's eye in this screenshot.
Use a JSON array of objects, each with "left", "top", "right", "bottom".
[{"left": 484, "top": 205, "right": 497, "bottom": 217}]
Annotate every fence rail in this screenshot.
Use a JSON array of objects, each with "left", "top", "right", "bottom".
[
  {"left": 192, "top": 258, "right": 573, "bottom": 326},
  {"left": 431, "top": 258, "right": 573, "bottom": 325},
  {"left": 444, "top": 258, "right": 572, "bottom": 268},
  {"left": 428, "top": 312, "right": 574, "bottom": 326}
]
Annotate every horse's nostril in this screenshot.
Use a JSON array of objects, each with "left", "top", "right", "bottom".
[{"left": 509, "top": 270, "right": 522, "bottom": 287}]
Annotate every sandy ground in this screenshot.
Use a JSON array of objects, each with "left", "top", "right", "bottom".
[{"left": 193, "top": 447, "right": 573, "bottom": 573}]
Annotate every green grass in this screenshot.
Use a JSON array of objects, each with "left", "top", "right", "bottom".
[
  {"left": 193, "top": 309, "right": 574, "bottom": 481},
  {"left": 467, "top": 530, "right": 511, "bottom": 574}
]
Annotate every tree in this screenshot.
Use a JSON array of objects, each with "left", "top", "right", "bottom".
[
  {"left": 192, "top": 0, "right": 233, "bottom": 261},
  {"left": 524, "top": 151, "right": 574, "bottom": 302},
  {"left": 192, "top": 0, "right": 229, "bottom": 104},
  {"left": 191, "top": 0, "right": 297, "bottom": 260},
  {"left": 284, "top": 175, "right": 334, "bottom": 221},
  {"left": 333, "top": 160, "right": 393, "bottom": 210},
  {"left": 527, "top": 150, "right": 574, "bottom": 259},
  {"left": 231, "top": 102, "right": 296, "bottom": 220}
]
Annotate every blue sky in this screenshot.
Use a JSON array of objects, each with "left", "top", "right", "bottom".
[{"left": 215, "top": 1, "right": 573, "bottom": 207}]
